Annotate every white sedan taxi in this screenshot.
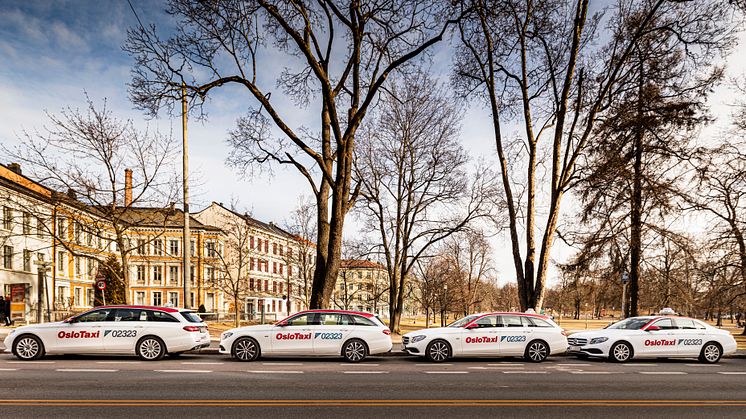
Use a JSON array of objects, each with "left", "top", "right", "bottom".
[
  {"left": 220, "top": 310, "right": 393, "bottom": 362},
  {"left": 567, "top": 314, "right": 737, "bottom": 363},
  {"left": 4, "top": 305, "right": 210, "bottom": 361},
  {"left": 402, "top": 312, "right": 568, "bottom": 362}
]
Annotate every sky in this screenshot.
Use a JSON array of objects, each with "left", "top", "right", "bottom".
[{"left": 1, "top": 1, "right": 744, "bottom": 287}]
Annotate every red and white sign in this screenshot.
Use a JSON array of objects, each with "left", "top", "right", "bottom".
[{"left": 96, "top": 280, "right": 106, "bottom": 290}]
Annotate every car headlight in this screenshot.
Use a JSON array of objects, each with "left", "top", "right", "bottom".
[
  {"left": 411, "top": 335, "right": 426, "bottom": 343},
  {"left": 589, "top": 337, "right": 608, "bottom": 345},
  {"left": 221, "top": 332, "right": 233, "bottom": 340}
]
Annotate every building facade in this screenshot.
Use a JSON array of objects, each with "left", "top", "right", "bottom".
[{"left": 333, "top": 260, "right": 389, "bottom": 317}]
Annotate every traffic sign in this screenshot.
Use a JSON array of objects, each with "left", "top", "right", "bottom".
[{"left": 96, "top": 280, "right": 106, "bottom": 290}]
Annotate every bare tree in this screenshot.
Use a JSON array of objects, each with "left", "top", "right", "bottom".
[
  {"left": 213, "top": 206, "right": 253, "bottom": 327},
  {"left": 354, "top": 71, "right": 498, "bottom": 332},
  {"left": 453, "top": 0, "right": 736, "bottom": 311},
  {"left": 3, "top": 98, "right": 177, "bottom": 304},
  {"left": 124, "top": 0, "right": 465, "bottom": 308},
  {"left": 282, "top": 196, "right": 317, "bottom": 311},
  {"left": 444, "top": 230, "right": 494, "bottom": 316}
]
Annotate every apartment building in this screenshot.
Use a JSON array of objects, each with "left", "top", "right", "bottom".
[{"left": 333, "top": 259, "right": 390, "bottom": 317}]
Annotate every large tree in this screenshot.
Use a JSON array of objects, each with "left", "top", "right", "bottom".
[
  {"left": 125, "top": 0, "right": 464, "bottom": 308},
  {"left": 453, "top": 0, "right": 735, "bottom": 310}
]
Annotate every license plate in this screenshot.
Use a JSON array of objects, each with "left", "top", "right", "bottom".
[{"left": 569, "top": 345, "right": 581, "bottom": 352}]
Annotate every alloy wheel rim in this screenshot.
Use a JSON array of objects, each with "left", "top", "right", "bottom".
[
  {"left": 614, "top": 344, "right": 630, "bottom": 361},
  {"left": 704, "top": 345, "right": 719, "bottom": 362},
  {"left": 236, "top": 339, "right": 257, "bottom": 360},
  {"left": 140, "top": 339, "right": 161, "bottom": 360},
  {"left": 430, "top": 342, "right": 448, "bottom": 362},
  {"left": 529, "top": 343, "right": 547, "bottom": 361},
  {"left": 17, "top": 338, "right": 39, "bottom": 359},
  {"left": 346, "top": 341, "right": 365, "bottom": 361}
]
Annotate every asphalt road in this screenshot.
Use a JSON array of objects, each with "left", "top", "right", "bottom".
[{"left": 0, "top": 353, "right": 744, "bottom": 418}]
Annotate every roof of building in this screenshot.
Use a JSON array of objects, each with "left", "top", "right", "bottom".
[
  {"left": 208, "top": 201, "right": 309, "bottom": 242},
  {"left": 0, "top": 163, "right": 54, "bottom": 202},
  {"left": 103, "top": 206, "right": 222, "bottom": 232},
  {"left": 340, "top": 259, "right": 386, "bottom": 270}
]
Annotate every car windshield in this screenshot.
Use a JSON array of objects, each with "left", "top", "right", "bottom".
[
  {"left": 448, "top": 315, "right": 480, "bottom": 328},
  {"left": 606, "top": 317, "right": 651, "bottom": 330}
]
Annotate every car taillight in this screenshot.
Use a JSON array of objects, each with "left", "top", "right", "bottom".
[
  {"left": 183, "top": 326, "right": 200, "bottom": 332},
  {"left": 382, "top": 329, "right": 391, "bottom": 335}
]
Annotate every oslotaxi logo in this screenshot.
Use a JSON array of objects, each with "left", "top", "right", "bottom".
[
  {"left": 644, "top": 339, "right": 676, "bottom": 346},
  {"left": 275, "top": 332, "right": 311, "bottom": 340},
  {"left": 465, "top": 336, "right": 498, "bottom": 344},
  {"left": 57, "top": 330, "right": 100, "bottom": 339}
]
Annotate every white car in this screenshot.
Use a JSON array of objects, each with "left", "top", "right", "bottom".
[
  {"left": 567, "top": 315, "right": 737, "bottom": 363},
  {"left": 4, "top": 305, "right": 210, "bottom": 361},
  {"left": 402, "top": 312, "right": 568, "bottom": 362},
  {"left": 220, "top": 310, "right": 393, "bottom": 363}
]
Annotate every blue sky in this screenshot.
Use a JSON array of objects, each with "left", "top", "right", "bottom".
[{"left": 1, "top": 1, "right": 744, "bottom": 287}]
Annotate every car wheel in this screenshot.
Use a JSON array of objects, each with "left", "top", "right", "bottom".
[
  {"left": 609, "top": 341, "right": 633, "bottom": 363},
  {"left": 136, "top": 336, "right": 166, "bottom": 361},
  {"left": 699, "top": 342, "right": 722, "bottom": 364},
  {"left": 343, "top": 339, "right": 368, "bottom": 363},
  {"left": 232, "top": 337, "right": 260, "bottom": 362},
  {"left": 426, "top": 339, "right": 451, "bottom": 363},
  {"left": 167, "top": 352, "right": 185, "bottom": 358},
  {"left": 13, "top": 335, "right": 45, "bottom": 361},
  {"left": 525, "top": 340, "right": 549, "bottom": 363}
]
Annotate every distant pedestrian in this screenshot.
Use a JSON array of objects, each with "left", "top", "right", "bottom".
[
  {"left": 3, "top": 297, "right": 10, "bottom": 326},
  {"left": 737, "top": 312, "right": 743, "bottom": 328},
  {"left": 0, "top": 296, "right": 5, "bottom": 326}
]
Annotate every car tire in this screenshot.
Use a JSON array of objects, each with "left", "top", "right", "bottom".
[
  {"left": 425, "top": 339, "right": 451, "bottom": 363},
  {"left": 232, "top": 337, "right": 260, "bottom": 362},
  {"left": 524, "top": 340, "right": 549, "bottom": 363},
  {"left": 12, "top": 334, "right": 45, "bottom": 361},
  {"left": 136, "top": 336, "right": 166, "bottom": 361},
  {"left": 342, "top": 339, "right": 368, "bottom": 363},
  {"left": 609, "top": 341, "right": 633, "bottom": 363},
  {"left": 699, "top": 342, "right": 722, "bottom": 364}
]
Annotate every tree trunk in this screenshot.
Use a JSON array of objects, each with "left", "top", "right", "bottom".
[{"left": 629, "top": 60, "right": 645, "bottom": 317}]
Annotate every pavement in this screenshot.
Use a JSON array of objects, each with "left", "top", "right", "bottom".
[{"left": 0, "top": 353, "right": 745, "bottom": 417}]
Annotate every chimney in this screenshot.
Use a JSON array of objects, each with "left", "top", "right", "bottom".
[
  {"left": 124, "top": 169, "right": 133, "bottom": 206},
  {"left": 7, "top": 163, "right": 21, "bottom": 174}
]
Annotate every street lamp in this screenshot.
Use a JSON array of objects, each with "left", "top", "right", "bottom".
[{"left": 33, "top": 254, "right": 53, "bottom": 323}]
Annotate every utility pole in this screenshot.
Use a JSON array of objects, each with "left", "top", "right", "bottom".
[{"left": 182, "top": 82, "right": 191, "bottom": 309}]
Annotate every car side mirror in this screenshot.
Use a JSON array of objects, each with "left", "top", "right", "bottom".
[
  {"left": 646, "top": 325, "right": 660, "bottom": 332},
  {"left": 64, "top": 317, "right": 76, "bottom": 324},
  {"left": 465, "top": 324, "right": 478, "bottom": 329},
  {"left": 277, "top": 321, "right": 288, "bottom": 327}
]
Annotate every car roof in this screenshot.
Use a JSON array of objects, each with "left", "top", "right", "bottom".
[
  {"left": 293, "top": 309, "right": 376, "bottom": 318},
  {"left": 95, "top": 305, "right": 180, "bottom": 313}
]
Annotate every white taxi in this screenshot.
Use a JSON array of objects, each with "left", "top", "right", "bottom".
[
  {"left": 567, "top": 314, "right": 737, "bottom": 363},
  {"left": 4, "top": 305, "right": 210, "bottom": 361},
  {"left": 220, "top": 310, "right": 393, "bottom": 362},
  {"left": 402, "top": 312, "right": 568, "bottom": 362}
]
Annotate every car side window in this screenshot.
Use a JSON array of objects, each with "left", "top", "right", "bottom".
[
  {"left": 352, "top": 315, "right": 376, "bottom": 326},
  {"left": 114, "top": 309, "right": 142, "bottom": 322},
  {"left": 286, "top": 313, "right": 319, "bottom": 326},
  {"left": 76, "top": 309, "right": 112, "bottom": 323},
  {"left": 474, "top": 315, "right": 498, "bottom": 328},
  {"left": 653, "top": 318, "right": 676, "bottom": 330},
  {"left": 318, "top": 313, "right": 353, "bottom": 325},
  {"left": 147, "top": 310, "right": 179, "bottom": 322},
  {"left": 675, "top": 319, "right": 697, "bottom": 330},
  {"left": 526, "top": 317, "right": 553, "bottom": 327},
  {"left": 500, "top": 315, "right": 524, "bottom": 327}
]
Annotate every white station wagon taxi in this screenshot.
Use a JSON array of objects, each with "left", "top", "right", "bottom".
[
  {"left": 220, "top": 310, "right": 393, "bottom": 362},
  {"left": 4, "top": 305, "right": 210, "bottom": 361},
  {"left": 403, "top": 312, "right": 568, "bottom": 362},
  {"left": 568, "top": 314, "right": 737, "bottom": 363}
]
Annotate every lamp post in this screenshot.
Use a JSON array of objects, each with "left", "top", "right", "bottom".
[
  {"left": 33, "top": 256, "right": 53, "bottom": 324},
  {"left": 621, "top": 272, "right": 630, "bottom": 319}
]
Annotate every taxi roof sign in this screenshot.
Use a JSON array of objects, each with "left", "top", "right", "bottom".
[{"left": 659, "top": 307, "right": 676, "bottom": 315}]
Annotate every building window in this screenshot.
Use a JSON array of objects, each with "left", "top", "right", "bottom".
[
  {"left": 2, "top": 246, "right": 13, "bottom": 269},
  {"left": 57, "top": 251, "right": 66, "bottom": 273},
  {"left": 75, "top": 256, "right": 82, "bottom": 276},
  {"left": 250, "top": 257, "right": 255, "bottom": 271},
  {"left": 279, "top": 264, "right": 283, "bottom": 275},
  {"left": 250, "top": 236, "right": 254, "bottom": 249},
  {"left": 288, "top": 265, "right": 292, "bottom": 276},
  {"left": 206, "top": 266, "right": 214, "bottom": 282},
  {"left": 56, "top": 217, "right": 66, "bottom": 238},
  {"left": 135, "top": 291, "right": 145, "bottom": 305},
  {"left": 74, "top": 221, "right": 82, "bottom": 243},
  {"left": 56, "top": 286, "right": 68, "bottom": 306},
  {"left": 273, "top": 281, "right": 277, "bottom": 293},
  {"left": 264, "top": 240, "right": 268, "bottom": 253},
  {"left": 264, "top": 280, "right": 268, "bottom": 292},
  {"left": 190, "top": 239, "right": 196, "bottom": 257},
  {"left": 279, "top": 245, "right": 284, "bottom": 256},
  {"left": 190, "top": 264, "right": 195, "bottom": 285},
  {"left": 36, "top": 216, "right": 45, "bottom": 238},
  {"left": 74, "top": 287, "right": 83, "bottom": 306},
  {"left": 206, "top": 241, "right": 216, "bottom": 258},
  {"left": 273, "top": 262, "right": 277, "bottom": 274},
  {"left": 2, "top": 206, "right": 12, "bottom": 230},
  {"left": 22, "top": 212, "right": 31, "bottom": 235},
  {"left": 256, "top": 238, "right": 262, "bottom": 251},
  {"left": 168, "top": 292, "right": 178, "bottom": 307},
  {"left": 279, "top": 282, "right": 284, "bottom": 295},
  {"left": 87, "top": 288, "right": 94, "bottom": 307},
  {"left": 169, "top": 266, "right": 179, "bottom": 284},
  {"left": 23, "top": 249, "right": 31, "bottom": 272},
  {"left": 153, "top": 239, "right": 163, "bottom": 255},
  {"left": 152, "top": 266, "right": 163, "bottom": 283},
  {"left": 136, "top": 239, "right": 145, "bottom": 255},
  {"left": 137, "top": 265, "right": 146, "bottom": 283},
  {"left": 152, "top": 291, "right": 162, "bottom": 306},
  {"left": 273, "top": 243, "right": 277, "bottom": 255},
  {"left": 169, "top": 240, "right": 179, "bottom": 256},
  {"left": 249, "top": 277, "right": 255, "bottom": 291}
]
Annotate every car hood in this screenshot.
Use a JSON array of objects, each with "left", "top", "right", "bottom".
[
  {"left": 226, "top": 324, "right": 276, "bottom": 335},
  {"left": 403, "top": 327, "right": 462, "bottom": 338},
  {"left": 569, "top": 329, "right": 642, "bottom": 339}
]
